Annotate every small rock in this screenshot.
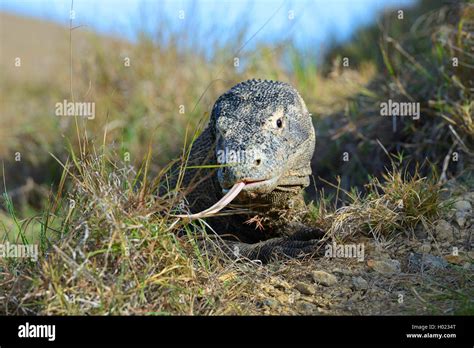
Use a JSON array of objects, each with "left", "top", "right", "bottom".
[
  {"left": 296, "top": 301, "right": 318, "bottom": 313},
  {"left": 317, "top": 307, "right": 330, "bottom": 314},
  {"left": 454, "top": 200, "right": 472, "bottom": 212},
  {"left": 294, "top": 282, "right": 316, "bottom": 295},
  {"left": 311, "top": 271, "right": 338, "bottom": 286},
  {"left": 434, "top": 220, "right": 454, "bottom": 242},
  {"left": 347, "top": 292, "right": 361, "bottom": 303},
  {"left": 455, "top": 213, "right": 467, "bottom": 228},
  {"left": 419, "top": 243, "right": 431, "bottom": 253},
  {"left": 414, "top": 224, "right": 428, "bottom": 240},
  {"left": 269, "top": 277, "right": 290, "bottom": 290},
  {"left": 453, "top": 201, "right": 471, "bottom": 228},
  {"left": 332, "top": 267, "right": 357, "bottom": 276},
  {"left": 333, "top": 287, "right": 351, "bottom": 297},
  {"left": 368, "top": 259, "right": 401, "bottom": 275},
  {"left": 262, "top": 299, "right": 277, "bottom": 308},
  {"left": 441, "top": 241, "right": 452, "bottom": 248},
  {"left": 408, "top": 252, "right": 448, "bottom": 273},
  {"left": 352, "top": 276, "right": 368, "bottom": 290}
]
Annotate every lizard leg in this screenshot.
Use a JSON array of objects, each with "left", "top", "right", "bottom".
[
  {"left": 194, "top": 223, "right": 326, "bottom": 263},
  {"left": 275, "top": 221, "right": 326, "bottom": 241},
  {"left": 288, "top": 225, "right": 326, "bottom": 241},
  {"left": 207, "top": 237, "right": 323, "bottom": 263}
]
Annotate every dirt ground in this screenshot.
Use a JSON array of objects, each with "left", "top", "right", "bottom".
[{"left": 225, "top": 187, "right": 473, "bottom": 315}]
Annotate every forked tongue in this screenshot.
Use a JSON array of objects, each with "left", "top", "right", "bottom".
[{"left": 173, "top": 182, "right": 245, "bottom": 220}]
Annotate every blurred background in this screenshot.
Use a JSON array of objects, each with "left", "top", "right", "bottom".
[
  {"left": 1, "top": 0, "right": 414, "bottom": 48},
  {"left": 0, "top": 0, "right": 472, "bottom": 215}
]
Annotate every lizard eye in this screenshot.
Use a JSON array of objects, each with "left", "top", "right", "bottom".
[{"left": 276, "top": 118, "right": 283, "bottom": 128}]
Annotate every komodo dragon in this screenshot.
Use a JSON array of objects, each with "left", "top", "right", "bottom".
[{"left": 164, "top": 79, "right": 325, "bottom": 262}]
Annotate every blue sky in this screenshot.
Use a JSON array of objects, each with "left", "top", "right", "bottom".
[{"left": 1, "top": 0, "right": 415, "bottom": 49}]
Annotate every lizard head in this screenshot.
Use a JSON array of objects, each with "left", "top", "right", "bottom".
[{"left": 210, "top": 79, "right": 315, "bottom": 197}]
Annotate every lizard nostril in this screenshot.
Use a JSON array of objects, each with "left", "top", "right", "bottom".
[{"left": 254, "top": 159, "right": 261, "bottom": 166}]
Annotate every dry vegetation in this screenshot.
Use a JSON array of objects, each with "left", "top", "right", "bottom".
[{"left": 0, "top": 1, "right": 473, "bottom": 315}]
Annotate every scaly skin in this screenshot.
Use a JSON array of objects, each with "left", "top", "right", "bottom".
[{"left": 164, "top": 79, "right": 324, "bottom": 262}]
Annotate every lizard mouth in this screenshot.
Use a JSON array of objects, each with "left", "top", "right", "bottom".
[
  {"left": 173, "top": 178, "right": 278, "bottom": 221},
  {"left": 242, "top": 178, "right": 269, "bottom": 187},
  {"left": 222, "top": 177, "right": 278, "bottom": 194}
]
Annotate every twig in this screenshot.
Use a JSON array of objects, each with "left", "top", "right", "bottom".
[{"left": 439, "top": 140, "right": 458, "bottom": 184}]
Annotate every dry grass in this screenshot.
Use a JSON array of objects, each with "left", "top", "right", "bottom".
[
  {"left": 312, "top": 1, "right": 473, "bottom": 194},
  {"left": 0, "top": 135, "right": 260, "bottom": 315},
  {"left": 0, "top": 133, "right": 449, "bottom": 315},
  {"left": 320, "top": 165, "right": 444, "bottom": 242},
  {"left": 0, "top": 2, "right": 472, "bottom": 315}
]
